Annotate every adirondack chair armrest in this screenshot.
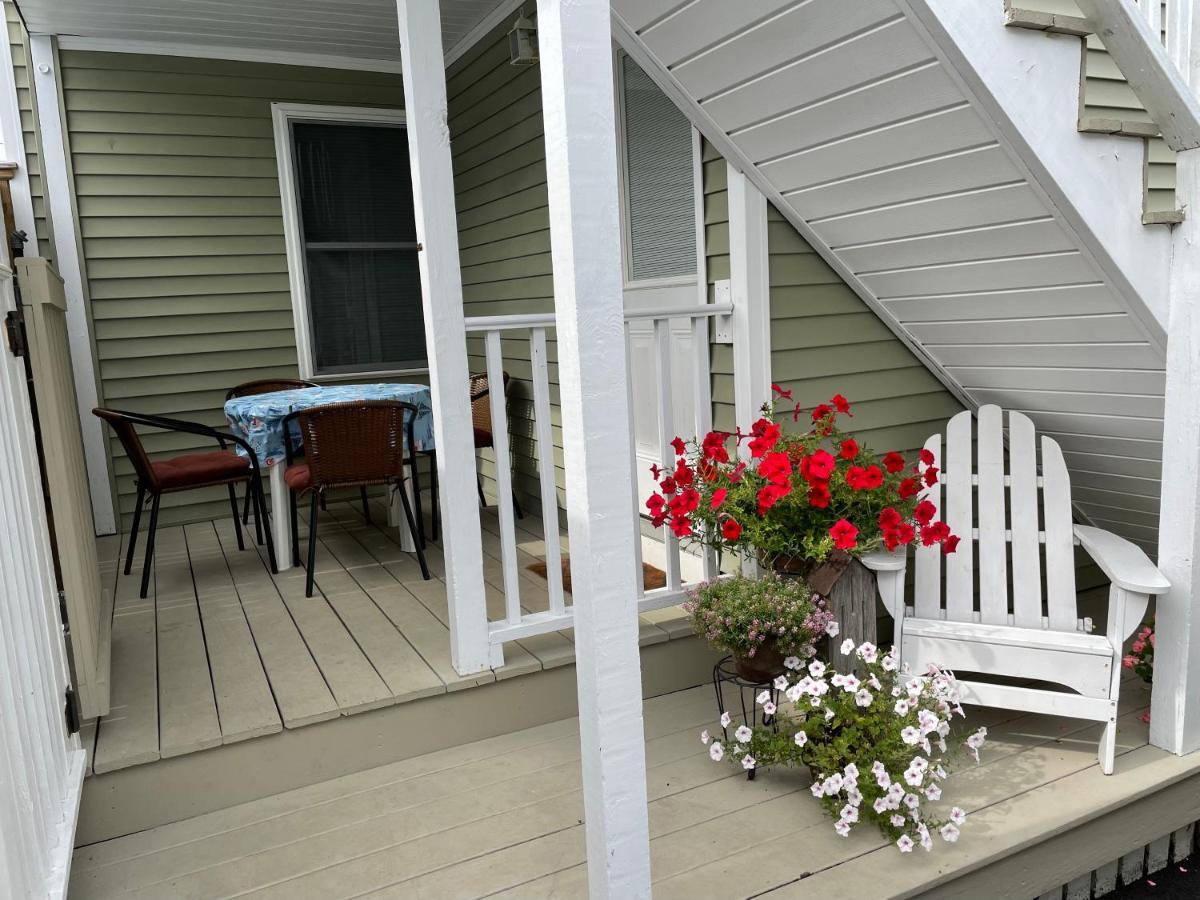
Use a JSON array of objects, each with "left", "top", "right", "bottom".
[
  {"left": 860, "top": 550, "right": 907, "bottom": 572},
  {"left": 1074, "top": 525, "right": 1170, "bottom": 595}
]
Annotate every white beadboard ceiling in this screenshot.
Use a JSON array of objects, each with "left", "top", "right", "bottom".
[{"left": 12, "top": 0, "right": 511, "bottom": 63}]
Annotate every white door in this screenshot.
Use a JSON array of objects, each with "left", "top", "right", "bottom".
[
  {"left": 616, "top": 53, "right": 706, "bottom": 505},
  {"left": 0, "top": 258, "right": 85, "bottom": 899}
]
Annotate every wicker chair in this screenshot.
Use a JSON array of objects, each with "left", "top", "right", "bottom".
[
  {"left": 225, "top": 378, "right": 325, "bottom": 526},
  {"left": 93, "top": 408, "right": 274, "bottom": 598},
  {"left": 420, "top": 371, "right": 523, "bottom": 543},
  {"left": 282, "top": 400, "right": 430, "bottom": 597}
]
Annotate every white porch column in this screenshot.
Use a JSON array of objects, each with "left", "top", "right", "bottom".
[
  {"left": 535, "top": 0, "right": 652, "bottom": 895},
  {"left": 727, "top": 164, "right": 772, "bottom": 430},
  {"left": 28, "top": 35, "right": 115, "bottom": 535},
  {"left": 1152, "top": 0, "right": 1200, "bottom": 756},
  {"left": 395, "top": 0, "right": 492, "bottom": 674}
]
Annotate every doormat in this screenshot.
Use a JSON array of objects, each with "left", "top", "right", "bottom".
[{"left": 526, "top": 558, "right": 668, "bottom": 593}]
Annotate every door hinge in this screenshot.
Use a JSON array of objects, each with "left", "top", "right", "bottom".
[
  {"left": 64, "top": 687, "right": 79, "bottom": 735},
  {"left": 4, "top": 308, "right": 25, "bottom": 357}
]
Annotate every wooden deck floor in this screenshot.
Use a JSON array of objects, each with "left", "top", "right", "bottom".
[
  {"left": 70, "top": 674, "right": 1192, "bottom": 899},
  {"left": 87, "top": 498, "right": 692, "bottom": 775}
]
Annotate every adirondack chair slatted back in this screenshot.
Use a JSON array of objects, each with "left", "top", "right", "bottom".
[{"left": 914, "top": 406, "right": 1078, "bottom": 631}]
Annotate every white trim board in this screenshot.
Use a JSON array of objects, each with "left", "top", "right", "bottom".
[
  {"left": 53, "top": 36, "right": 403, "bottom": 73},
  {"left": 444, "top": 0, "right": 524, "bottom": 68},
  {"left": 0, "top": 4, "right": 39, "bottom": 253},
  {"left": 28, "top": 35, "right": 115, "bottom": 534},
  {"left": 269, "top": 102, "right": 426, "bottom": 382}
]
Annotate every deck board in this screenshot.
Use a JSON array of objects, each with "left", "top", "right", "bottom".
[
  {"left": 153, "top": 526, "right": 223, "bottom": 759},
  {"left": 92, "top": 533, "right": 159, "bottom": 774},
  {"left": 183, "top": 522, "right": 281, "bottom": 744},
  {"left": 71, "top": 681, "right": 1167, "bottom": 899}
]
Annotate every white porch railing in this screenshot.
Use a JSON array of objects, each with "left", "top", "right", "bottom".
[{"left": 462, "top": 301, "right": 732, "bottom": 663}]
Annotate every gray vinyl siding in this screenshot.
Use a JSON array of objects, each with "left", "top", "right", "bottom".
[
  {"left": 1016, "top": 0, "right": 1175, "bottom": 213},
  {"left": 6, "top": 3, "right": 53, "bottom": 261},
  {"left": 58, "top": 50, "right": 404, "bottom": 527},
  {"left": 448, "top": 14, "right": 564, "bottom": 512}
]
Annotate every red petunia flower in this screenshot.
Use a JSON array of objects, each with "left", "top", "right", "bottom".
[
  {"left": 831, "top": 394, "right": 852, "bottom": 414},
  {"left": 772, "top": 383, "right": 793, "bottom": 400},
  {"left": 674, "top": 460, "right": 695, "bottom": 488},
  {"left": 919, "top": 448, "right": 936, "bottom": 466},
  {"left": 808, "top": 482, "right": 831, "bottom": 508},
  {"left": 811, "top": 404, "right": 833, "bottom": 423},
  {"left": 807, "top": 449, "right": 836, "bottom": 482},
  {"left": 671, "top": 436, "right": 687, "bottom": 456},
  {"left": 895, "top": 523, "right": 915, "bottom": 545},
  {"left": 649, "top": 462, "right": 662, "bottom": 480},
  {"left": 728, "top": 461, "right": 747, "bottom": 483},
  {"left": 860, "top": 465, "right": 883, "bottom": 490},
  {"left": 758, "top": 451, "right": 792, "bottom": 487},
  {"left": 646, "top": 493, "right": 665, "bottom": 516},
  {"left": 882, "top": 451, "right": 906, "bottom": 474},
  {"left": 710, "top": 488, "right": 728, "bottom": 510},
  {"left": 914, "top": 499, "right": 937, "bottom": 525},
  {"left": 830, "top": 518, "right": 859, "bottom": 550},
  {"left": 756, "top": 482, "right": 790, "bottom": 515},
  {"left": 920, "top": 521, "right": 950, "bottom": 547},
  {"left": 721, "top": 518, "right": 742, "bottom": 541},
  {"left": 659, "top": 475, "right": 677, "bottom": 494},
  {"left": 839, "top": 438, "right": 859, "bottom": 460},
  {"left": 898, "top": 477, "right": 920, "bottom": 499},
  {"left": 879, "top": 507, "right": 902, "bottom": 530},
  {"left": 701, "top": 431, "right": 730, "bottom": 463},
  {"left": 748, "top": 418, "right": 782, "bottom": 459},
  {"left": 670, "top": 515, "right": 693, "bottom": 538},
  {"left": 942, "top": 534, "right": 961, "bottom": 554},
  {"left": 668, "top": 488, "right": 700, "bottom": 517},
  {"left": 923, "top": 466, "right": 939, "bottom": 487}
]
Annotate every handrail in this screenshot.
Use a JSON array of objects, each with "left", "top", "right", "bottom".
[
  {"left": 463, "top": 302, "right": 735, "bottom": 333},
  {"left": 1076, "top": 0, "right": 1200, "bottom": 151}
]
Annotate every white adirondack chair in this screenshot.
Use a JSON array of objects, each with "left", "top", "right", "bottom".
[{"left": 861, "top": 406, "right": 1169, "bottom": 774}]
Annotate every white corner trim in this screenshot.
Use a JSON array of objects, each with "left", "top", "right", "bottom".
[
  {"left": 52, "top": 35, "right": 403, "bottom": 74},
  {"left": 692, "top": 127, "right": 707, "bottom": 309},
  {"left": 28, "top": 35, "right": 115, "bottom": 535},
  {"left": 0, "top": 18, "right": 38, "bottom": 252},
  {"left": 727, "top": 165, "right": 771, "bottom": 423},
  {"left": 610, "top": 12, "right": 978, "bottom": 417},
  {"left": 269, "top": 102, "right": 405, "bottom": 380},
  {"left": 444, "top": 0, "right": 524, "bottom": 68}
]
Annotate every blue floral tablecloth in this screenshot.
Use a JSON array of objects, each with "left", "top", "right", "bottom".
[{"left": 224, "top": 384, "right": 435, "bottom": 467}]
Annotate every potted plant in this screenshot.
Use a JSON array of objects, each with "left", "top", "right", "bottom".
[
  {"left": 1124, "top": 616, "right": 1154, "bottom": 724},
  {"left": 645, "top": 389, "right": 960, "bottom": 655},
  {"left": 685, "top": 573, "right": 835, "bottom": 681},
  {"left": 702, "top": 639, "right": 988, "bottom": 853}
]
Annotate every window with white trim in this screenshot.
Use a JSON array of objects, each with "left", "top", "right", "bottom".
[
  {"left": 617, "top": 54, "right": 698, "bottom": 285},
  {"left": 274, "top": 104, "right": 425, "bottom": 378}
]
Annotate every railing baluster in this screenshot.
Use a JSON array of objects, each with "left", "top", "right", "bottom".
[
  {"left": 653, "top": 317, "right": 682, "bottom": 592},
  {"left": 484, "top": 329, "right": 522, "bottom": 626},
  {"left": 625, "top": 326, "right": 646, "bottom": 597},
  {"left": 529, "top": 327, "right": 565, "bottom": 615},
  {"left": 690, "top": 314, "right": 718, "bottom": 582}
]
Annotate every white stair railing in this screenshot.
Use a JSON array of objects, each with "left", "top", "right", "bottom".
[{"left": 458, "top": 301, "right": 732, "bottom": 668}]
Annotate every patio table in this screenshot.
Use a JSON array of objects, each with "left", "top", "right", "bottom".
[{"left": 224, "top": 383, "right": 434, "bottom": 572}]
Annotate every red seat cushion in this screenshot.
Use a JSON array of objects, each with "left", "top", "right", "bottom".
[
  {"left": 473, "top": 427, "right": 492, "bottom": 448},
  {"left": 284, "top": 463, "right": 312, "bottom": 493},
  {"left": 152, "top": 449, "right": 250, "bottom": 490}
]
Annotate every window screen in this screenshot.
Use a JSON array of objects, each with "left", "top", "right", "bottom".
[
  {"left": 621, "top": 56, "right": 697, "bottom": 282},
  {"left": 290, "top": 120, "right": 425, "bottom": 375}
]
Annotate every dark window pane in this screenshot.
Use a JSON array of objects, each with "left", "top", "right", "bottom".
[
  {"left": 306, "top": 249, "right": 425, "bottom": 374},
  {"left": 292, "top": 122, "right": 416, "bottom": 243}
]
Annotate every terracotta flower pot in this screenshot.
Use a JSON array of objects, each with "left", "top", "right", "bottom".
[{"left": 733, "top": 638, "right": 786, "bottom": 683}]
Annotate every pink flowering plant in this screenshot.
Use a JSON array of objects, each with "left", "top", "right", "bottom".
[
  {"left": 1124, "top": 616, "right": 1154, "bottom": 685},
  {"left": 684, "top": 573, "right": 834, "bottom": 662},
  {"left": 701, "top": 639, "right": 987, "bottom": 853}
]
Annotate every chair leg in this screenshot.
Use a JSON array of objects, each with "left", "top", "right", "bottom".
[
  {"left": 361, "top": 486, "right": 372, "bottom": 525},
  {"left": 246, "top": 484, "right": 263, "bottom": 545},
  {"left": 290, "top": 491, "right": 300, "bottom": 569},
  {"left": 227, "top": 484, "right": 246, "bottom": 551},
  {"left": 254, "top": 475, "right": 276, "bottom": 573},
  {"left": 397, "top": 480, "right": 430, "bottom": 580},
  {"left": 306, "top": 491, "right": 321, "bottom": 598},
  {"left": 125, "top": 481, "right": 145, "bottom": 575},
  {"left": 512, "top": 491, "right": 524, "bottom": 520},
  {"left": 409, "top": 458, "right": 425, "bottom": 549},
  {"left": 1099, "top": 716, "right": 1117, "bottom": 775},
  {"left": 139, "top": 493, "right": 161, "bottom": 600},
  {"left": 242, "top": 486, "right": 252, "bottom": 526}
]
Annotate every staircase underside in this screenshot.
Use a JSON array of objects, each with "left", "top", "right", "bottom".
[{"left": 615, "top": 0, "right": 1168, "bottom": 553}]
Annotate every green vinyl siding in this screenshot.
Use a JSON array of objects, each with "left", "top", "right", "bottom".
[
  {"left": 448, "top": 13, "right": 565, "bottom": 514},
  {"left": 58, "top": 49, "right": 404, "bottom": 527},
  {"left": 6, "top": 3, "right": 53, "bottom": 261}
]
